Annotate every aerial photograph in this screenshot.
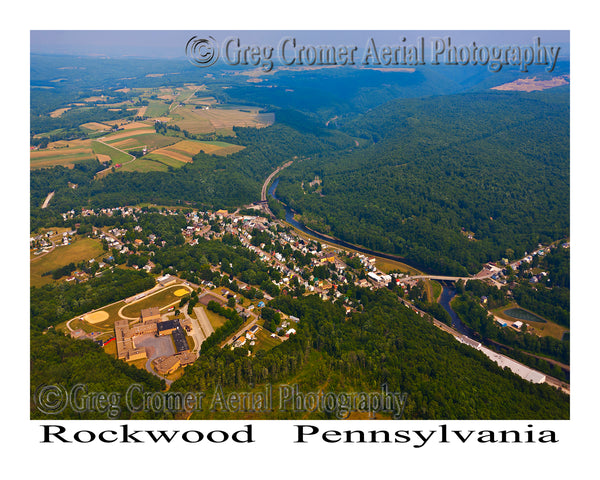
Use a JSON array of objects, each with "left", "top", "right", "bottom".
[{"left": 29, "top": 29, "right": 570, "bottom": 422}]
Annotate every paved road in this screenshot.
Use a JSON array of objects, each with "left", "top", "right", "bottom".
[
  {"left": 41, "top": 191, "right": 54, "bottom": 209},
  {"left": 261, "top": 160, "right": 294, "bottom": 203}
]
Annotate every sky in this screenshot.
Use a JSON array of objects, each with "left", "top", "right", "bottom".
[{"left": 30, "top": 30, "right": 570, "bottom": 59}]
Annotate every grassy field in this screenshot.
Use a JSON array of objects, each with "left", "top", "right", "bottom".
[
  {"left": 491, "top": 302, "right": 569, "bottom": 340},
  {"left": 168, "top": 107, "right": 214, "bottom": 134},
  {"left": 120, "top": 284, "right": 192, "bottom": 319},
  {"left": 141, "top": 153, "right": 187, "bottom": 169},
  {"left": 204, "top": 307, "right": 229, "bottom": 330},
  {"left": 254, "top": 328, "right": 282, "bottom": 352},
  {"left": 91, "top": 140, "right": 132, "bottom": 164},
  {"left": 30, "top": 237, "right": 105, "bottom": 287},
  {"left": 430, "top": 280, "right": 442, "bottom": 302},
  {"left": 146, "top": 100, "right": 169, "bottom": 117},
  {"left": 119, "top": 157, "right": 170, "bottom": 173},
  {"left": 375, "top": 257, "right": 422, "bottom": 276}
]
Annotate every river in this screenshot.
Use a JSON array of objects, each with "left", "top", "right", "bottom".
[
  {"left": 437, "top": 284, "right": 472, "bottom": 336},
  {"left": 268, "top": 179, "right": 434, "bottom": 274}
]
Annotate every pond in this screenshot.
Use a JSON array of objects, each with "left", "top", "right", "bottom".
[{"left": 503, "top": 307, "right": 547, "bottom": 324}]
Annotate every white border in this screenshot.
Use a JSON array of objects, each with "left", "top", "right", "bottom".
[{"left": 5, "top": 0, "right": 596, "bottom": 477}]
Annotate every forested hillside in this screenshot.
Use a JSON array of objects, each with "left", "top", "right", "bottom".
[
  {"left": 275, "top": 90, "right": 569, "bottom": 275},
  {"left": 172, "top": 290, "right": 569, "bottom": 419}
]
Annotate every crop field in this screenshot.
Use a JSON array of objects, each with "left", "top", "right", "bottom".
[
  {"left": 82, "top": 95, "right": 109, "bottom": 103},
  {"left": 142, "top": 153, "right": 187, "bottom": 169},
  {"left": 91, "top": 141, "right": 132, "bottom": 164},
  {"left": 31, "top": 140, "right": 95, "bottom": 169},
  {"left": 150, "top": 139, "right": 245, "bottom": 163},
  {"left": 167, "top": 105, "right": 273, "bottom": 135},
  {"left": 79, "top": 122, "right": 112, "bottom": 132},
  {"left": 167, "top": 107, "right": 214, "bottom": 134},
  {"left": 103, "top": 117, "right": 131, "bottom": 127},
  {"left": 102, "top": 127, "right": 155, "bottom": 142},
  {"left": 185, "top": 96, "right": 217, "bottom": 106},
  {"left": 30, "top": 237, "right": 105, "bottom": 287},
  {"left": 118, "top": 157, "right": 170, "bottom": 173},
  {"left": 105, "top": 132, "right": 178, "bottom": 151},
  {"left": 146, "top": 100, "right": 169, "bottom": 117},
  {"left": 49, "top": 107, "right": 71, "bottom": 117}
]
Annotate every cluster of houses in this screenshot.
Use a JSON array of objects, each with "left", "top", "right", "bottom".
[{"left": 30, "top": 229, "right": 77, "bottom": 253}]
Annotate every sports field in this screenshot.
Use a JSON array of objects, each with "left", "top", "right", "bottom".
[
  {"left": 84, "top": 311, "right": 110, "bottom": 324},
  {"left": 119, "top": 284, "right": 193, "bottom": 319}
]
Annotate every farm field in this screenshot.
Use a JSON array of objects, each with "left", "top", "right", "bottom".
[
  {"left": 151, "top": 139, "right": 245, "bottom": 163},
  {"left": 91, "top": 140, "right": 132, "bottom": 164},
  {"left": 31, "top": 140, "right": 95, "bottom": 169},
  {"left": 167, "top": 105, "right": 273, "bottom": 135},
  {"left": 140, "top": 153, "right": 187, "bottom": 169},
  {"left": 79, "top": 121, "right": 112, "bottom": 132},
  {"left": 49, "top": 107, "right": 71, "bottom": 117},
  {"left": 101, "top": 127, "right": 155, "bottom": 142},
  {"left": 118, "top": 157, "right": 170, "bottom": 172},
  {"left": 146, "top": 100, "right": 169, "bottom": 117},
  {"left": 105, "top": 132, "right": 178, "bottom": 151},
  {"left": 30, "top": 237, "right": 105, "bottom": 287}
]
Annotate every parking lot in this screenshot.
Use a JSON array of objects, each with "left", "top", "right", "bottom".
[{"left": 135, "top": 333, "right": 175, "bottom": 360}]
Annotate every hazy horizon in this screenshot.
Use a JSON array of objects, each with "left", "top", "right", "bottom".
[{"left": 31, "top": 30, "right": 570, "bottom": 59}]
